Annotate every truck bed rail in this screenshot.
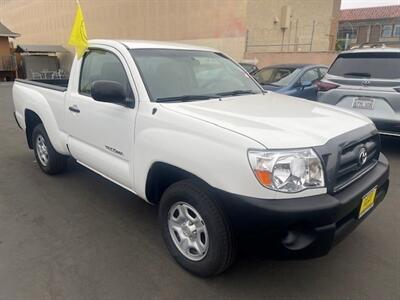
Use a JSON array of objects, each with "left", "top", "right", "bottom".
[{"left": 15, "top": 79, "right": 68, "bottom": 92}]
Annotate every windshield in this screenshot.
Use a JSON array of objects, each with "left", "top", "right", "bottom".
[
  {"left": 329, "top": 52, "right": 400, "bottom": 79},
  {"left": 254, "top": 67, "right": 302, "bottom": 86},
  {"left": 130, "top": 49, "right": 262, "bottom": 102}
]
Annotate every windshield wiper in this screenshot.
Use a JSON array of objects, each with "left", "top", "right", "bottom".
[
  {"left": 216, "top": 89, "right": 257, "bottom": 97},
  {"left": 155, "top": 94, "right": 218, "bottom": 103},
  {"left": 155, "top": 90, "right": 258, "bottom": 102},
  {"left": 343, "top": 72, "right": 371, "bottom": 78}
]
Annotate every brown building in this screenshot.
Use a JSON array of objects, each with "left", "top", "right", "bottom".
[
  {"left": 0, "top": 22, "right": 19, "bottom": 80},
  {"left": 0, "top": 0, "right": 340, "bottom": 69},
  {"left": 338, "top": 5, "right": 400, "bottom": 50}
]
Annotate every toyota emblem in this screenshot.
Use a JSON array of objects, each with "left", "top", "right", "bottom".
[
  {"left": 359, "top": 147, "right": 368, "bottom": 166},
  {"left": 361, "top": 79, "right": 370, "bottom": 87}
]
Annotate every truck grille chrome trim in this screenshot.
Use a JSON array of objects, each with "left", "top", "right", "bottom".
[
  {"left": 379, "top": 131, "right": 400, "bottom": 137},
  {"left": 333, "top": 160, "right": 378, "bottom": 193},
  {"left": 333, "top": 134, "right": 380, "bottom": 193}
]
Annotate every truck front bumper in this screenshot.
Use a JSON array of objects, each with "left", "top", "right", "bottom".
[{"left": 215, "top": 154, "right": 390, "bottom": 257}]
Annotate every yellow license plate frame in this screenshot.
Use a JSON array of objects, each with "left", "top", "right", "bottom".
[{"left": 359, "top": 186, "right": 377, "bottom": 218}]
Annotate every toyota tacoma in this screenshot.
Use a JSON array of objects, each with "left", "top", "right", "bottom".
[{"left": 12, "top": 40, "right": 390, "bottom": 277}]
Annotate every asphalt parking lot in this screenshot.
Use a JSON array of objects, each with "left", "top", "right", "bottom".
[{"left": 0, "top": 82, "right": 399, "bottom": 300}]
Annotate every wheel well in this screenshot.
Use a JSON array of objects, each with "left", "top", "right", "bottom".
[
  {"left": 145, "top": 163, "right": 201, "bottom": 205},
  {"left": 25, "top": 110, "right": 43, "bottom": 149}
]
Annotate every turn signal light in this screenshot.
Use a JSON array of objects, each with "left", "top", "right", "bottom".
[
  {"left": 254, "top": 170, "right": 273, "bottom": 186},
  {"left": 316, "top": 81, "right": 339, "bottom": 92}
]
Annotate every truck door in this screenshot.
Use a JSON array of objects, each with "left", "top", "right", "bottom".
[{"left": 65, "top": 48, "right": 137, "bottom": 190}]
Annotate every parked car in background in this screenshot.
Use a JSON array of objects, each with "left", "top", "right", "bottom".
[
  {"left": 239, "top": 62, "right": 258, "bottom": 75},
  {"left": 317, "top": 46, "right": 400, "bottom": 137},
  {"left": 254, "top": 64, "right": 328, "bottom": 100}
]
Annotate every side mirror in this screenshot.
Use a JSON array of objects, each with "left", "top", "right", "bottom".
[
  {"left": 91, "top": 80, "right": 126, "bottom": 104},
  {"left": 301, "top": 80, "right": 313, "bottom": 87}
]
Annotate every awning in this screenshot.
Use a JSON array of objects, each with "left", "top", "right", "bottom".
[
  {"left": 0, "top": 22, "right": 20, "bottom": 38},
  {"left": 15, "top": 44, "right": 68, "bottom": 54}
]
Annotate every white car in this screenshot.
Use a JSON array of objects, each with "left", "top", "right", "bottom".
[{"left": 12, "top": 40, "right": 390, "bottom": 277}]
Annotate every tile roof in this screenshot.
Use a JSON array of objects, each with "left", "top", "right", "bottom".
[
  {"left": 0, "top": 22, "right": 19, "bottom": 37},
  {"left": 340, "top": 5, "right": 400, "bottom": 21}
]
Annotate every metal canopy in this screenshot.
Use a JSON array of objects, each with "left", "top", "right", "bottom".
[{"left": 15, "top": 44, "right": 68, "bottom": 53}]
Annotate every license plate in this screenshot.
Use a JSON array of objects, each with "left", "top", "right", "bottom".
[
  {"left": 359, "top": 186, "right": 377, "bottom": 218},
  {"left": 352, "top": 97, "right": 375, "bottom": 110}
]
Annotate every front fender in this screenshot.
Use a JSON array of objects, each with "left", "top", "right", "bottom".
[{"left": 133, "top": 104, "right": 274, "bottom": 200}]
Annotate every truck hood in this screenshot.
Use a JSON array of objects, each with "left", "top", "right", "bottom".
[{"left": 161, "top": 93, "right": 372, "bottom": 149}]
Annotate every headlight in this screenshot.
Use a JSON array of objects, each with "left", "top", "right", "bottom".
[{"left": 248, "top": 149, "right": 325, "bottom": 193}]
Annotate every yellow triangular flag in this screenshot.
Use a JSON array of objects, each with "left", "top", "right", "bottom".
[{"left": 68, "top": 1, "right": 88, "bottom": 58}]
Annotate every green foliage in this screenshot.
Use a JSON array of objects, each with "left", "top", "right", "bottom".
[{"left": 336, "top": 40, "right": 345, "bottom": 51}]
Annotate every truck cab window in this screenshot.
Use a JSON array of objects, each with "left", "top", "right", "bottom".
[{"left": 79, "top": 49, "right": 133, "bottom": 99}]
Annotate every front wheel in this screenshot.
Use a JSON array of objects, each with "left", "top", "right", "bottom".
[
  {"left": 32, "top": 124, "right": 68, "bottom": 175},
  {"left": 159, "top": 179, "right": 236, "bottom": 277}
]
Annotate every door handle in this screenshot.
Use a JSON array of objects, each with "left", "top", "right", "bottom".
[{"left": 69, "top": 105, "right": 80, "bottom": 113}]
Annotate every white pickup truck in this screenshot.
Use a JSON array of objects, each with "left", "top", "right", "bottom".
[{"left": 13, "top": 40, "right": 389, "bottom": 277}]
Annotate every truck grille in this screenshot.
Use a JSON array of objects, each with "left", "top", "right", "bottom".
[{"left": 333, "top": 134, "right": 380, "bottom": 192}]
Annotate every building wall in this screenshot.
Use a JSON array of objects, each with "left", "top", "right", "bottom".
[
  {"left": 338, "top": 17, "right": 400, "bottom": 49},
  {"left": 0, "top": 36, "right": 15, "bottom": 80},
  {"left": 0, "top": 0, "right": 340, "bottom": 69},
  {"left": 246, "top": 0, "right": 341, "bottom": 52},
  {"left": 0, "top": 0, "right": 248, "bottom": 60},
  {"left": 0, "top": 37, "right": 10, "bottom": 55},
  {"left": 244, "top": 51, "right": 337, "bottom": 68}
]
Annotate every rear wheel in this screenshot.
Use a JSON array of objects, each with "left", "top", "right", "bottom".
[
  {"left": 32, "top": 124, "right": 68, "bottom": 175},
  {"left": 159, "top": 179, "right": 236, "bottom": 277}
]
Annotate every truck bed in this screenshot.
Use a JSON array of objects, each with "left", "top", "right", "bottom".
[
  {"left": 15, "top": 79, "right": 69, "bottom": 92},
  {"left": 13, "top": 78, "right": 68, "bottom": 141}
]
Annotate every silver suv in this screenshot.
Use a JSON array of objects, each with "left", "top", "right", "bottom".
[{"left": 317, "top": 46, "right": 400, "bottom": 137}]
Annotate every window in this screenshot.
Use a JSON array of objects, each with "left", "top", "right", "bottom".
[
  {"left": 328, "top": 52, "right": 400, "bottom": 79},
  {"left": 240, "top": 63, "right": 258, "bottom": 74},
  {"left": 338, "top": 27, "right": 358, "bottom": 40},
  {"left": 300, "top": 69, "right": 319, "bottom": 84},
  {"left": 79, "top": 49, "right": 132, "bottom": 99},
  {"left": 318, "top": 67, "right": 328, "bottom": 79},
  {"left": 394, "top": 24, "right": 400, "bottom": 37},
  {"left": 130, "top": 49, "right": 262, "bottom": 101},
  {"left": 254, "top": 67, "right": 300, "bottom": 86},
  {"left": 382, "top": 25, "right": 393, "bottom": 38}
]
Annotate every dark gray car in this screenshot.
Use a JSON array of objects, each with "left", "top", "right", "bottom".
[{"left": 317, "top": 47, "right": 400, "bottom": 137}]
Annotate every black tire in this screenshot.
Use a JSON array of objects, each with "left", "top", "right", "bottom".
[
  {"left": 32, "top": 124, "right": 68, "bottom": 175},
  {"left": 159, "top": 179, "right": 236, "bottom": 277}
]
